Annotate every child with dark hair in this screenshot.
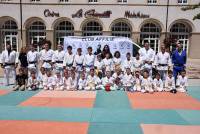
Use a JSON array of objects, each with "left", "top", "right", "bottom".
[
  {"left": 153, "top": 73, "right": 164, "bottom": 92},
  {"left": 13, "top": 68, "right": 28, "bottom": 91},
  {"left": 165, "top": 70, "right": 176, "bottom": 93},
  {"left": 27, "top": 70, "right": 39, "bottom": 91},
  {"left": 141, "top": 70, "right": 153, "bottom": 93},
  {"left": 176, "top": 70, "right": 188, "bottom": 92},
  {"left": 113, "top": 51, "right": 122, "bottom": 71}
]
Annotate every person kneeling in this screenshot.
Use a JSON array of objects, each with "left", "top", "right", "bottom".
[
  {"left": 153, "top": 73, "right": 164, "bottom": 92},
  {"left": 27, "top": 70, "right": 39, "bottom": 91},
  {"left": 43, "top": 70, "right": 55, "bottom": 90},
  {"left": 141, "top": 70, "right": 154, "bottom": 93}
]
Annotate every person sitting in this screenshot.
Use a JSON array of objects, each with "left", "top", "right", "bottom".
[
  {"left": 141, "top": 70, "right": 154, "bottom": 93},
  {"left": 176, "top": 70, "right": 188, "bottom": 92},
  {"left": 27, "top": 69, "right": 39, "bottom": 91},
  {"left": 13, "top": 68, "right": 27, "bottom": 91},
  {"left": 153, "top": 73, "right": 164, "bottom": 92}
]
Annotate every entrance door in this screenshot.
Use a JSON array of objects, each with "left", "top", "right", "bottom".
[
  {"left": 31, "top": 36, "right": 46, "bottom": 52},
  {"left": 4, "top": 35, "right": 18, "bottom": 52},
  {"left": 142, "top": 38, "right": 160, "bottom": 53}
]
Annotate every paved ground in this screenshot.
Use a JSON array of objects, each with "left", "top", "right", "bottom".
[{"left": 0, "top": 77, "right": 200, "bottom": 134}]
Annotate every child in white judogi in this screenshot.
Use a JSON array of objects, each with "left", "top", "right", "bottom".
[
  {"left": 83, "top": 47, "right": 95, "bottom": 75},
  {"left": 123, "top": 67, "right": 135, "bottom": 91},
  {"left": 164, "top": 70, "right": 176, "bottom": 92},
  {"left": 40, "top": 41, "right": 54, "bottom": 70},
  {"left": 112, "top": 67, "right": 123, "bottom": 80},
  {"left": 70, "top": 70, "right": 78, "bottom": 90},
  {"left": 141, "top": 70, "right": 154, "bottom": 93},
  {"left": 54, "top": 70, "right": 64, "bottom": 90},
  {"left": 176, "top": 70, "right": 188, "bottom": 92},
  {"left": 1, "top": 43, "right": 18, "bottom": 86},
  {"left": 94, "top": 54, "right": 104, "bottom": 78},
  {"left": 78, "top": 72, "right": 87, "bottom": 90},
  {"left": 102, "top": 53, "right": 113, "bottom": 73},
  {"left": 85, "top": 68, "right": 102, "bottom": 90},
  {"left": 101, "top": 68, "right": 115, "bottom": 91},
  {"left": 123, "top": 53, "right": 133, "bottom": 72},
  {"left": 63, "top": 69, "right": 72, "bottom": 90},
  {"left": 133, "top": 71, "right": 142, "bottom": 92},
  {"left": 52, "top": 44, "right": 65, "bottom": 74},
  {"left": 113, "top": 51, "right": 122, "bottom": 71},
  {"left": 27, "top": 70, "right": 39, "bottom": 91},
  {"left": 138, "top": 43, "right": 155, "bottom": 76},
  {"left": 133, "top": 53, "right": 143, "bottom": 72},
  {"left": 43, "top": 70, "right": 55, "bottom": 90},
  {"left": 63, "top": 46, "right": 75, "bottom": 70},
  {"left": 37, "top": 67, "right": 46, "bottom": 89},
  {"left": 73, "top": 48, "right": 84, "bottom": 79},
  {"left": 27, "top": 44, "right": 39, "bottom": 77},
  {"left": 154, "top": 45, "right": 172, "bottom": 81},
  {"left": 153, "top": 73, "right": 164, "bottom": 92}
]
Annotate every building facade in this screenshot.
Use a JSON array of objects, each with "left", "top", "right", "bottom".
[{"left": 0, "top": 0, "right": 200, "bottom": 58}]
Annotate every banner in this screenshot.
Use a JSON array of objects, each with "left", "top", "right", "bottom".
[{"left": 64, "top": 36, "right": 140, "bottom": 60}]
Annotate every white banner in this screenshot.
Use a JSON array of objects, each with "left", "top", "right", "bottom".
[{"left": 64, "top": 36, "right": 139, "bottom": 60}]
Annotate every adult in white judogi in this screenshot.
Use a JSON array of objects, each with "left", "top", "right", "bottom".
[
  {"left": 0, "top": 43, "right": 18, "bottom": 85},
  {"left": 52, "top": 44, "right": 65, "bottom": 73},
  {"left": 63, "top": 46, "right": 74, "bottom": 70},
  {"left": 139, "top": 42, "right": 155, "bottom": 76},
  {"left": 27, "top": 44, "right": 39, "bottom": 76},
  {"left": 154, "top": 45, "right": 172, "bottom": 81},
  {"left": 83, "top": 47, "right": 95, "bottom": 74},
  {"left": 40, "top": 41, "right": 54, "bottom": 70}
]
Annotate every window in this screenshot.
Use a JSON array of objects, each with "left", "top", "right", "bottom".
[
  {"left": 111, "top": 22, "right": 132, "bottom": 38},
  {"left": 82, "top": 21, "right": 103, "bottom": 36},
  {"left": 88, "top": 0, "right": 98, "bottom": 3},
  {"left": 54, "top": 21, "right": 74, "bottom": 45},
  {"left": 178, "top": 0, "right": 188, "bottom": 4},
  {"left": 0, "top": 20, "right": 18, "bottom": 51},
  {"left": 170, "top": 22, "right": 191, "bottom": 53},
  {"left": 60, "top": 0, "right": 68, "bottom": 2},
  {"left": 147, "top": 0, "right": 157, "bottom": 4},
  {"left": 140, "top": 23, "right": 161, "bottom": 52},
  {"left": 27, "top": 21, "right": 46, "bottom": 51},
  {"left": 117, "top": 0, "right": 127, "bottom": 3}
]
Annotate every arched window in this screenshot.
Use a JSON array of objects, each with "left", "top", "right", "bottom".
[
  {"left": 27, "top": 21, "right": 46, "bottom": 51},
  {"left": 82, "top": 21, "right": 103, "bottom": 36},
  {"left": 140, "top": 22, "right": 161, "bottom": 52},
  {"left": 170, "top": 22, "right": 192, "bottom": 53},
  {"left": 111, "top": 21, "right": 132, "bottom": 38},
  {"left": 54, "top": 21, "right": 74, "bottom": 45},
  {"left": 1, "top": 20, "right": 18, "bottom": 51}
]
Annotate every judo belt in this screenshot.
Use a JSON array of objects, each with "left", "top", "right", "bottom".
[
  {"left": 29, "top": 61, "right": 37, "bottom": 64},
  {"left": 4, "top": 63, "right": 15, "bottom": 66},
  {"left": 66, "top": 63, "right": 73, "bottom": 67},
  {"left": 44, "top": 60, "right": 51, "bottom": 63},
  {"left": 76, "top": 63, "right": 83, "bottom": 66},
  {"left": 158, "top": 64, "right": 168, "bottom": 66},
  {"left": 86, "top": 65, "right": 93, "bottom": 68},
  {"left": 56, "top": 61, "right": 63, "bottom": 64}
]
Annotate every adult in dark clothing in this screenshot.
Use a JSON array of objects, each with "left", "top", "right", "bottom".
[
  {"left": 101, "top": 45, "right": 113, "bottom": 59},
  {"left": 172, "top": 42, "right": 187, "bottom": 81},
  {"left": 18, "top": 47, "right": 28, "bottom": 68}
]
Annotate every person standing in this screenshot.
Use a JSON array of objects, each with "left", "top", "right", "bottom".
[
  {"left": 154, "top": 45, "right": 172, "bottom": 81},
  {"left": 52, "top": 44, "right": 65, "bottom": 74},
  {"left": 18, "top": 47, "right": 28, "bottom": 71},
  {"left": 27, "top": 44, "right": 39, "bottom": 76},
  {"left": 172, "top": 42, "right": 187, "bottom": 81},
  {"left": 138, "top": 41, "right": 155, "bottom": 76},
  {"left": 0, "top": 43, "right": 18, "bottom": 86},
  {"left": 63, "top": 45, "right": 74, "bottom": 70},
  {"left": 40, "top": 40, "right": 54, "bottom": 71}
]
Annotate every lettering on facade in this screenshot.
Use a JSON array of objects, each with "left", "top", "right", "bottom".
[
  {"left": 124, "top": 11, "right": 150, "bottom": 18},
  {"left": 44, "top": 9, "right": 60, "bottom": 17},
  {"left": 72, "top": 9, "right": 112, "bottom": 18}
]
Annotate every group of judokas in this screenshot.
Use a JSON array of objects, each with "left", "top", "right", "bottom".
[{"left": 0, "top": 40, "right": 187, "bottom": 93}]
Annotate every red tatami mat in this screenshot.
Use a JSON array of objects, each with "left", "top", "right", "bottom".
[
  {"left": 20, "top": 97, "right": 95, "bottom": 108},
  {"left": 0, "top": 120, "right": 89, "bottom": 134},
  {"left": 127, "top": 92, "right": 200, "bottom": 110},
  {"left": 141, "top": 124, "right": 200, "bottom": 134}
]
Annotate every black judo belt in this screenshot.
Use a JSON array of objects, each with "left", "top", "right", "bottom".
[
  {"left": 4, "top": 63, "right": 15, "bottom": 66},
  {"left": 158, "top": 64, "right": 168, "bottom": 66}
]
